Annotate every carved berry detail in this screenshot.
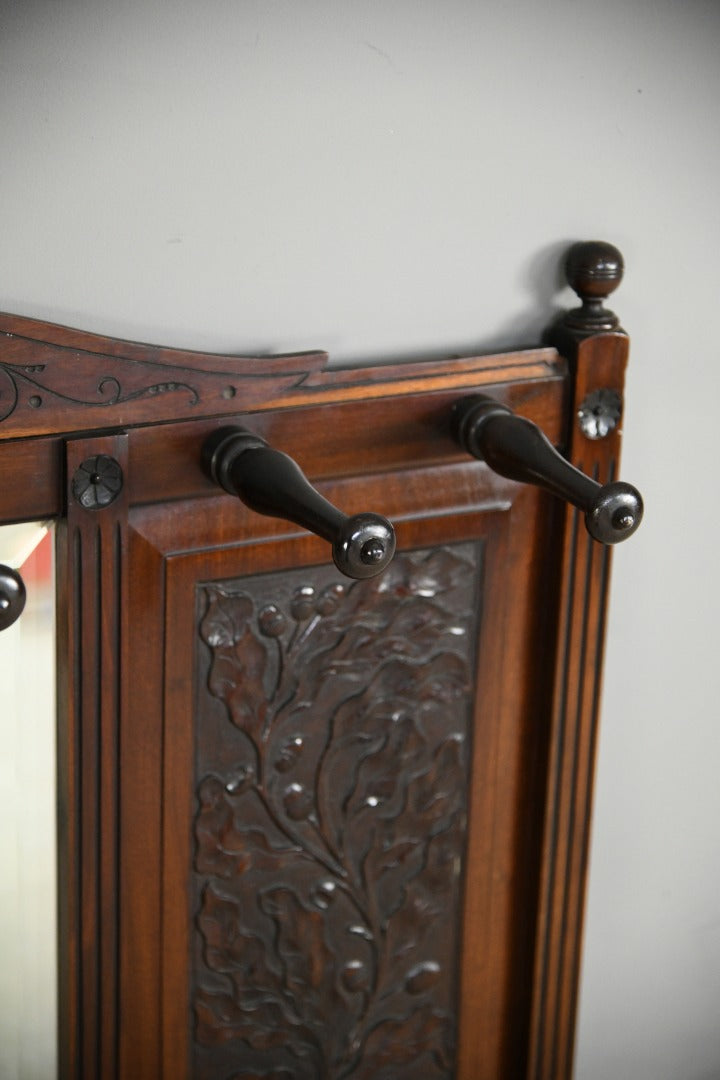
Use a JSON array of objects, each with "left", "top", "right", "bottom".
[{"left": 192, "top": 545, "right": 480, "bottom": 1078}]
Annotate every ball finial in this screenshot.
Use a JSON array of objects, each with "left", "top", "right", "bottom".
[{"left": 564, "top": 241, "right": 624, "bottom": 333}]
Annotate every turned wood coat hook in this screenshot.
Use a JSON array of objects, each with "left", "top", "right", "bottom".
[
  {"left": 453, "top": 395, "right": 643, "bottom": 544},
  {"left": 0, "top": 564, "right": 26, "bottom": 631},
  {"left": 203, "top": 427, "right": 396, "bottom": 579},
  {"left": 453, "top": 241, "right": 642, "bottom": 544}
]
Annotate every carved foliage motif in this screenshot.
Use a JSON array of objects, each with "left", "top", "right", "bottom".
[
  {"left": 193, "top": 545, "right": 480, "bottom": 1079},
  {"left": 0, "top": 333, "right": 322, "bottom": 434},
  {"left": 0, "top": 355, "right": 198, "bottom": 422}
]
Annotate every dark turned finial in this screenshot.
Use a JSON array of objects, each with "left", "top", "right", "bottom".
[{"left": 564, "top": 241, "right": 624, "bottom": 334}]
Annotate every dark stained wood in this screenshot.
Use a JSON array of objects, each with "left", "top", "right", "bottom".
[
  {"left": 563, "top": 240, "right": 624, "bottom": 334},
  {"left": 0, "top": 243, "right": 636, "bottom": 1079},
  {"left": 456, "top": 471, "right": 563, "bottom": 1078},
  {"left": 129, "top": 446, "right": 558, "bottom": 1079},
  {"left": 117, "top": 518, "right": 166, "bottom": 1078},
  {"left": 0, "top": 310, "right": 326, "bottom": 439},
  {"left": 527, "top": 329, "right": 631, "bottom": 1080},
  {"left": 192, "top": 548, "right": 477, "bottom": 1076},
  {"left": 0, "top": 312, "right": 557, "bottom": 443},
  {"left": 0, "top": 433, "right": 63, "bottom": 524},
  {"left": 56, "top": 432, "right": 129, "bottom": 1080},
  {"left": 0, "top": 342, "right": 562, "bottom": 525},
  {"left": 126, "top": 373, "right": 565, "bottom": 509}
]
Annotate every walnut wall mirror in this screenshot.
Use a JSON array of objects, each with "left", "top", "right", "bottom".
[{"left": 0, "top": 241, "right": 642, "bottom": 1080}]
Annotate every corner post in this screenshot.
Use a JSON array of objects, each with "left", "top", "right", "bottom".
[
  {"left": 56, "top": 432, "right": 129, "bottom": 1080},
  {"left": 527, "top": 242, "right": 631, "bottom": 1079}
]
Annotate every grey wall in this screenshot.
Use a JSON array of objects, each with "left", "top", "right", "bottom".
[{"left": 2, "top": 2, "right": 719, "bottom": 1077}]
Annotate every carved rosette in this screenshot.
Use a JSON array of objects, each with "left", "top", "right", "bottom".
[{"left": 192, "top": 545, "right": 481, "bottom": 1079}]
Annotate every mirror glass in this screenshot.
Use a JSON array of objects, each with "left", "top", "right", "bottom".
[{"left": 0, "top": 523, "right": 57, "bottom": 1079}]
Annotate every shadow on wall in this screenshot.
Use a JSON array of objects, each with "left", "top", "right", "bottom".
[
  {"left": 471, "top": 237, "right": 580, "bottom": 354},
  {"left": 331, "top": 237, "right": 580, "bottom": 369},
  {"left": 0, "top": 238, "right": 581, "bottom": 372}
]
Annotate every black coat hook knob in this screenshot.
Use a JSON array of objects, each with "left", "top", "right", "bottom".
[
  {"left": 0, "top": 564, "right": 27, "bottom": 631},
  {"left": 453, "top": 395, "right": 643, "bottom": 544},
  {"left": 203, "top": 427, "right": 396, "bottom": 579}
]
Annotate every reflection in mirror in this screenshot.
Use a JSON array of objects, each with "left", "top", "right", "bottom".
[{"left": 0, "top": 524, "right": 57, "bottom": 1080}]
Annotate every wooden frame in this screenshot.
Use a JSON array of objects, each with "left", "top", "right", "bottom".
[{"left": 0, "top": 243, "right": 634, "bottom": 1079}]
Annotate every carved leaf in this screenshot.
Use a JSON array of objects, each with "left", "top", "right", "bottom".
[
  {"left": 195, "top": 988, "right": 304, "bottom": 1052},
  {"left": 198, "top": 888, "right": 279, "bottom": 985},
  {"left": 193, "top": 546, "right": 479, "bottom": 1077},
  {"left": 195, "top": 777, "right": 299, "bottom": 880},
  {"left": 201, "top": 589, "right": 269, "bottom": 747},
  {"left": 259, "top": 889, "right": 342, "bottom": 1013},
  {"left": 351, "top": 1005, "right": 454, "bottom": 1078},
  {"left": 407, "top": 737, "right": 466, "bottom": 829}
]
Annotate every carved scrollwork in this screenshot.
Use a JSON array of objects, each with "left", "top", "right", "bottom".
[
  {"left": 0, "top": 329, "right": 325, "bottom": 437},
  {"left": 0, "top": 359, "right": 198, "bottom": 422},
  {"left": 192, "top": 545, "right": 481, "bottom": 1079}
]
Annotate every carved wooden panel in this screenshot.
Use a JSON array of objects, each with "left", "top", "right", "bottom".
[
  {"left": 191, "top": 544, "right": 482, "bottom": 1079},
  {"left": 0, "top": 312, "right": 327, "bottom": 439},
  {"left": 0, "top": 245, "right": 633, "bottom": 1079}
]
